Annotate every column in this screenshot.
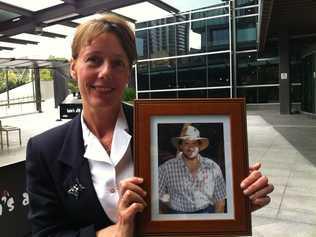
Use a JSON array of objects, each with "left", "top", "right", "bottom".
[{"left": 279, "top": 31, "right": 291, "bottom": 114}]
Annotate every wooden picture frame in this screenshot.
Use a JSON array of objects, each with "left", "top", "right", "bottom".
[{"left": 134, "top": 98, "right": 251, "bottom": 236}]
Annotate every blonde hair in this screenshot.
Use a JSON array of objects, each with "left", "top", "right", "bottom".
[{"left": 71, "top": 14, "right": 137, "bottom": 67}]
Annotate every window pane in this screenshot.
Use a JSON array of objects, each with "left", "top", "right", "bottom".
[
  {"left": 208, "top": 53, "right": 230, "bottom": 87},
  {"left": 257, "top": 59, "right": 279, "bottom": 84},
  {"left": 178, "top": 89, "right": 207, "bottom": 98},
  {"left": 148, "top": 25, "right": 176, "bottom": 58},
  {"left": 290, "top": 61, "right": 303, "bottom": 83},
  {"left": 176, "top": 22, "right": 191, "bottom": 55},
  {"left": 138, "top": 93, "right": 150, "bottom": 99},
  {"left": 150, "top": 91, "right": 177, "bottom": 98},
  {"left": 237, "top": 88, "right": 257, "bottom": 103},
  {"left": 150, "top": 59, "right": 176, "bottom": 90},
  {"left": 237, "top": 52, "right": 257, "bottom": 85},
  {"left": 236, "top": 7, "right": 258, "bottom": 16},
  {"left": 207, "top": 17, "right": 229, "bottom": 51},
  {"left": 137, "top": 62, "right": 150, "bottom": 90},
  {"left": 192, "top": 6, "right": 229, "bottom": 20},
  {"left": 291, "top": 85, "right": 301, "bottom": 103},
  {"left": 207, "top": 89, "right": 230, "bottom": 98},
  {"left": 236, "top": 16, "right": 257, "bottom": 50},
  {"left": 237, "top": 87, "right": 279, "bottom": 103},
  {"left": 136, "top": 30, "right": 148, "bottom": 60},
  {"left": 258, "top": 87, "right": 279, "bottom": 103},
  {"left": 177, "top": 56, "right": 206, "bottom": 88},
  {"left": 236, "top": 0, "right": 258, "bottom": 7}
]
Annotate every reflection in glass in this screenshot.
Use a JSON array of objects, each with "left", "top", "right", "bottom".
[
  {"left": 236, "top": 16, "right": 257, "bottom": 50},
  {"left": 136, "top": 30, "right": 148, "bottom": 60},
  {"left": 150, "top": 59, "right": 176, "bottom": 90},
  {"left": 148, "top": 25, "right": 176, "bottom": 59},
  {"left": 207, "top": 89, "right": 230, "bottom": 98},
  {"left": 208, "top": 54, "right": 230, "bottom": 87},
  {"left": 150, "top": 91, "right": 177, "bottom": 98},
  {"left": 237, "top": 87, "right": 278, "bottom": 103},
  {"left": 137, "top": 62, "right": 150, "bottom": 91},
  {"left": 236, "top": 0, "right": 258, "bottom": 7},
  {"left": 178, "top": 89, "right": 207, "bottom": 98},
  {"left": 236, "top": 7, "right": 258, "bottom": 16},
  {"left": 238, "top": 53, "right": 280, "bottom": 86},
  {"left": 178, "top": 56, "right": 206, "bottom": 88},
  {"left": 207, "top": 17, "right": 229, "bottom": 51},
  {"left": 192, "top": 6, "right": 229, "bottom": 20}
]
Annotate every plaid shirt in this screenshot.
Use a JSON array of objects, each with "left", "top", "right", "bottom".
[{"left": 159, "top": 153, "right": 226, "bottom": 212}]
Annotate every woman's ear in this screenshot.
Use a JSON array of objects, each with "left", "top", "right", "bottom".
[{"left": 70, "top": 59, "right": 77, "bottom": 81}]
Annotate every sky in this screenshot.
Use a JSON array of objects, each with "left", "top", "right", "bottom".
[{"left": 0, "top": 0, "right": 223, "bottom": 60}]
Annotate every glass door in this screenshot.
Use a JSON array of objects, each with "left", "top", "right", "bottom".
[{"left": 302, "top": 54, "right": 316, "bottom": 113}]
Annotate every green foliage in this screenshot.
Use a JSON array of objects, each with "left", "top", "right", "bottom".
[
  {"left": 0, "top": 68, "right": 33, "bottom": 93},
  {"left": 40, "top": 68, "right": 53, "bottom": 81},
  {"left": 68, "top": 79, "right": 79, "bottom": 93},
  {"left": 122, "top": 87, "right": 136, "bottom": 102}
]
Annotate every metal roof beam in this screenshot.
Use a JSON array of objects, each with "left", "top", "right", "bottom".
[
  {"left": 0, "top": 0, "right": 146, "bottom": 39},
  {"left": 147, "top": 0, "right": 179, "bottom": 13},
  {"left": 0, "top": 2, "right": 33, "bottom": 17},
  {"left": 0, "top": 46, "right": 14, "bottom": 51},
  {"left": 75, "top": 0, "right": 146, "bottom": 15},
  {"left": 27, "top": 31, "right": 67, "bottom": 38},
  {"left": 59, "top": 21, "right": 79, "bottom": 28},
  {"left": 0, "top": 37, "right": 38, "bottom": 45}
]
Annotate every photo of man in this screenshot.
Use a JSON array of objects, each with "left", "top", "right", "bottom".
[{"left": 158, "top": 124, "right": 226, "bottom": 214}]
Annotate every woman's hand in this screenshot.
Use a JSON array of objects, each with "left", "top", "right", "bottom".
[
  {"left": 115, "top": 177, "right": 147, "bottom": 237},
  {"left": 240, "top": 163, "right": 274, "bottom": 212}
]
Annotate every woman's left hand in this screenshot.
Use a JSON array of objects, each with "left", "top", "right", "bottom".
[{"left": 240, "top": 163, "right": 274, "bottom": 212}]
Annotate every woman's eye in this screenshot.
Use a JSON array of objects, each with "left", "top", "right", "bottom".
[
  {"left": 86, "top": 56, "right": 102, "bottom": 65},
  {"left": 113, "top": 59, "right": 126, "bottom": 68}
]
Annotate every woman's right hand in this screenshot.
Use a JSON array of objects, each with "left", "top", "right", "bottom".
[
  {"left": 96, "top": 177, "right": 147, "bottom": 237},
  {"left": 115, "top": 177, "right": 147, "bottom": 237}
]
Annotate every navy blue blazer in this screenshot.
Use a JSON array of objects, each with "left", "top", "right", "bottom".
[{"left": 26, "top": 103, "right": 133, "bottom": 237}]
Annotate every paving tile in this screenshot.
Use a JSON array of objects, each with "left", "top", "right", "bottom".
[
  {"left": 285, "top": 186, "right": 316, "bottom": 198},
  {"left": 252, "top": 206, "right": 279, "bottom": 219},
  {"left": 252, "top": 221, "right": 316, "bottom": 237},
  {"left": 280, "top": 194, "right": 316, "bottom": 215},
  {"left": 278, "top": 209, "right": 316, "bottom": 225}
]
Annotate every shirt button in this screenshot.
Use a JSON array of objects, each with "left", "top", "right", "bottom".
[{"left": 109, "top": 187, "right": 116, "bottom": 193}]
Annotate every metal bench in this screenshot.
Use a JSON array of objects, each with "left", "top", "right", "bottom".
[{"left": 0, "top": 120, "right": 22, "bottom": 149}]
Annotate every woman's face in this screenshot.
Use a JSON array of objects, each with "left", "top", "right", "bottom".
[{"left": 70, "top": 32, "right": 130, "bottom": 110}]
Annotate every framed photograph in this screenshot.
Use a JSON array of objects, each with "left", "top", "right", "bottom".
[{"left": 134, "top": 98, "right": 251, "bottom": 236}]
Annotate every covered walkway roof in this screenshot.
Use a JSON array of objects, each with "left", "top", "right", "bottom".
[
  {"left": 0, "top": 0, "right": 179, "bottom": 56},
  {"left": 0, "top": 57, "right": 68, "bottom": 68},
  {"left": 259, "top": 0, "right": 316, "bottom": 53}
]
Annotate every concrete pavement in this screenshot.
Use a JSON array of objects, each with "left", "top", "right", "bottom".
[{"left": 1, "top": 101, "right": 316, "bottom": 236}]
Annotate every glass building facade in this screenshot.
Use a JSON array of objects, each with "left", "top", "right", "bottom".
[{"left": 134, "top": 0, "right": 302, "bottom": 105}]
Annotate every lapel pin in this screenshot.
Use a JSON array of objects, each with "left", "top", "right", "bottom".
[{"left": 67, "top": 178, "right": 86, "bottom": 200}]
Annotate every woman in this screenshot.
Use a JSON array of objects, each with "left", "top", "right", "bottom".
[{"left": 26, "top": 14, "right": 273, "bottom": 237}]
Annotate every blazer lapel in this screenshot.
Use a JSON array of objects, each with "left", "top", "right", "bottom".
[{"left": 57, "top": 115, "right": 112, "bottom": 227}]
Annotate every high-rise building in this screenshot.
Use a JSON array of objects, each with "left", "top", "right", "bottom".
[{"left": 134, "top": 0, "right": 316, "bottom": 115}]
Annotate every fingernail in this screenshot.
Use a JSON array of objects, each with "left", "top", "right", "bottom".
[
  {"left": 138, "top": 177, "right": 143, "bottom": 182},
  {"left": 143, "top": 191, "right": 147, "bottom": 196},
  {"left": 243, "top": 189, "right": 249, "bottom": 195}
]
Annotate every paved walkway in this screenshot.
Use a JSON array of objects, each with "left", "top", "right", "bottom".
[{"left": 1, "top": 101, "right": 316, "bottom": 237}]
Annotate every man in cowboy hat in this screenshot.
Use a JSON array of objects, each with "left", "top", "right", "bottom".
[{"left": 158, "top": 124, "right": 226, "bottom": 214}]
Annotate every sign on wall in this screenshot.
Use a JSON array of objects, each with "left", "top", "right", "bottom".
[{"left": 0, "top": 162, "right": 31, "bottom": 237}]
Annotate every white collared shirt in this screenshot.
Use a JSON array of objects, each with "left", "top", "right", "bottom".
[{"left": 81, "top": 109, "right": 133, "bottom": 223}]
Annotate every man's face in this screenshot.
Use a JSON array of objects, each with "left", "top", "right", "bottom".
[{"left": 180, "top": 140, "right": 199, "bottom": 160}]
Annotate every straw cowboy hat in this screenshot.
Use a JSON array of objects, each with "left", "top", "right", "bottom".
[{"left": 172, "top": 124, "right": 209, "bottom": 151}]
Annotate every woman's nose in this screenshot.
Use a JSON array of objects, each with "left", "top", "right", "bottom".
[{"left": 98, "top": 62, "right": 112, "bottom": 79}]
